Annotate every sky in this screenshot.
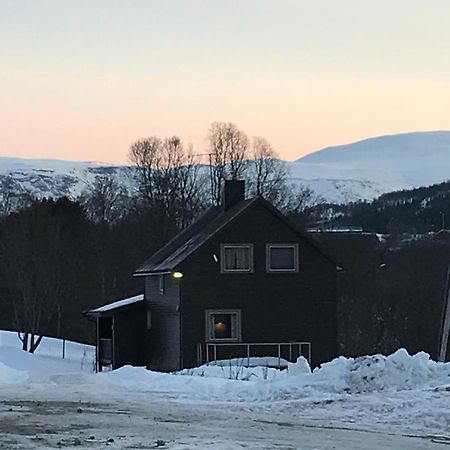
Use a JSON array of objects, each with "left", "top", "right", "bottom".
[{"left": 1, "top": 0, "right": 450, "bottom": 164}]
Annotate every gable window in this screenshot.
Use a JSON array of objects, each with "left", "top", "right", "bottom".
[
  {"left": 220, "top": 244, "right": 253, "bottom": 273},
  {"left": 206, "top": 310, "right": 241, "bottom": 341},
  {"left": 266, "top": 244, "right": 299, "bottom": 272}
]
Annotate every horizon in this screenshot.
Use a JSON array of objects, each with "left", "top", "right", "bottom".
[
  {"left": 1, "top": 1, "right": 450, "bottom": 164},
  {"left": 0, "top": 128, "right": 449, "bottom": 166}
]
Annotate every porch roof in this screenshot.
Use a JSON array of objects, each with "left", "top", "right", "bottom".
[{"left": 85, "top": 294, "right": 144, "bottom": 317}]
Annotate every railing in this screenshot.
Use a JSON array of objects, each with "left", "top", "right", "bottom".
[{"left": 198, "top": 341, "right": 311, "bottom": 368}]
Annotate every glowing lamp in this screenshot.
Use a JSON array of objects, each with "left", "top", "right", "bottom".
[
  {"left": 172, "top": 271, "right": 184, "bottom": 279},
  {"left": 215, "top": 321, "right": 226, "bottom": 333}
]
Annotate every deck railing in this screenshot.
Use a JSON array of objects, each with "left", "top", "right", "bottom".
[{"left": 198, "top": 341, "right": 311, "bottom": 368}]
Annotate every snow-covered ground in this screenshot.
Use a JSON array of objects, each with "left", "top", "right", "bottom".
[{"left": 0, "top": 330, "right": 449, "bottom": 449}]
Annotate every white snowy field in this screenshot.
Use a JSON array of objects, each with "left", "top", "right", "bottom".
[{"left": 0, "top": 330, "right": 449, "bottom": 449}]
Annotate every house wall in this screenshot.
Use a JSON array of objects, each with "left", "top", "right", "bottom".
[
  {"left": 144, "top": 274, "right": 180, "bottom": 371},
  {"left": 178, "top": 203, "right": 337, "bottom": 368}
]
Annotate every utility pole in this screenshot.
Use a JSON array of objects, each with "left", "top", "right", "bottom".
[{"left": 437, "top": 265, "right": 450, "bottom": 362}]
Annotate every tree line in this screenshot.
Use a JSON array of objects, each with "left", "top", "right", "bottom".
[{"left": 308, "top": 180, "right": 450, "bottom": 234}]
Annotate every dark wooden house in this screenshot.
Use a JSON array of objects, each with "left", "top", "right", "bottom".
[{"left": 87, "top": 181, "right": 339, "bottom": 371}]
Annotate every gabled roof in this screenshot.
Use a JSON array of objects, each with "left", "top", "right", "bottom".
[
  {"left": 134, "top": 197, "right": 337, "bottom": 276},
  {"left": 134, "top": 198, "right": 258, "bottom": 275},
  {"left": 85, "top": 294, "right": 144, "bottom": 317}
]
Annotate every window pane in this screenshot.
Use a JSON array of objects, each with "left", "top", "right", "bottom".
[
  {"left": 270, "top": 247, "right": 295, "bottom": 270},
  {"left": 225, "top": 248, "right": 236, "bottom": 269},
  {"left": 224, "top": 246, "right": 250, "bottom": 270},
  {"left": 213, "top": 314, "right": 232, "bottom": 339}
]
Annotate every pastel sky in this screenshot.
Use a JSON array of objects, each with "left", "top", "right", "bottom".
[{"left": 1, "top": 0, "right": 450, "bottom": 164}]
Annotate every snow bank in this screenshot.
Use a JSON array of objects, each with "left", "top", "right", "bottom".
[
  {"left": 96, "top": 349, "right": 450, "bottom": 410},
  {"left": 0, "top": 361, "right": 28, "bottom": 384},
  {"left": 0, "top": 331, "right": 95, "bottom": 386},
  {"left": 0, "top": 330, "right": 95, "bottom": 367},
  {"left": 342, "top": 349, "right": 443, "bottom": 393},
  {"left": 174, "top": 350, "right": 448, "bottom": 395},
  {"left": 178, "top": 356, "right": 293, "bottom": 381}
]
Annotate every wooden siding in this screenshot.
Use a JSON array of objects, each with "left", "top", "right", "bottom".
[
  {"left": 145, "top": 274, "right": 181, "bottom": 371},
  {"left": 176, "top": 202, "right": 337, "bottom": 368}
]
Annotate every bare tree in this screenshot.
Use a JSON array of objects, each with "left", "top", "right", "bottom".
[
  {"left": 80, "top": 174, "right": 128, "bottom": 225},
  {"left": 0, "top": 201, "right": 73, "bottom": 352},
  {"left": 287, "top": 185, "right": 321, "bottom": 214},
  {"left": 129, "top": 137, "right": 163, "bottom": 204},
  {"left": 208, "top": 122, "right": 249, "bottom": 204},
  {"left": 129, "top": 136, "right": 204, "bottom": 229},
  {"left": 247, "top": 136, "right": 288, "bottom": 205}
]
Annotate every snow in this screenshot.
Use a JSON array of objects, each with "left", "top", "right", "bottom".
[
  {"left": 0, "top": 330, "right": 449, "bottom": 448},
  {"left": 0, "top": 330, "right": 95, "bottom": 372},
  {"left": 86, "top": 294, "right": 144, "bottom": 314},
  {"left": 2, "top": 131, "right": 450, "bottom": 206},
  {"left": 292, "top": 130, "right": 450, "bottom": 203},
  {"left": 0, "top": 155, "right": 134, "bottom": 201}
]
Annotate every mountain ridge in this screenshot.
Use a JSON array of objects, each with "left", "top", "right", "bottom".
[
  {"left": 290, "top": 130, "right": 450, "bottom": 203},
  {"left": 1, "top": 130, "right": 449, "bottom": 205}
]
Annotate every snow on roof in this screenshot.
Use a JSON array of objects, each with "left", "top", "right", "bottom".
[{"left": 87, "top": 294, "right": 144, "bottom": 315}]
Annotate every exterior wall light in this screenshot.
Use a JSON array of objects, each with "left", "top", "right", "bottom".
[{"left": 172, "top": 271, "right": 184, "bottom": 279}]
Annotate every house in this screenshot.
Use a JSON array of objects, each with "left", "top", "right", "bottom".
[{"left": 86, "top": 180, "right": 339, "bottom": 372}]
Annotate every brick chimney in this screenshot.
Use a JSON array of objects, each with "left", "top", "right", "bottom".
[{"left": 222, "top": 180, "right": 245, "bottom": 210}]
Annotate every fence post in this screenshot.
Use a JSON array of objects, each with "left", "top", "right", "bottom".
[{"left": 277, "top": 344, "right": 281, "bottom": 368}]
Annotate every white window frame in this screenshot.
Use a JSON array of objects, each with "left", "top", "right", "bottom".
[
  {"left": 220, "top": 244, "right": 254, "bottom": 273},
  {"left": 266, "top": 243, "right": 299, "bottom": 273},
  {"left": 205, "top": 309, "right": 242, "bottom": 342}
]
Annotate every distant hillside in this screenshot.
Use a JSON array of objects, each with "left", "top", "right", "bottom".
[
  {"left": 311, "top": 180, "right": 450, "bottom": 234},
  {"left": 0, "top": 157, "right": 133, "bottom": 203},
  {"left": 291, "top": 131, "right": 450, "bottom": 204}
]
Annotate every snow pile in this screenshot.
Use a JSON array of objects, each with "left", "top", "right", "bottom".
[
  {"left": 0, "top": 361, "right": 28, "bottom": 384},
  {"left": 343, "top": 349, "right": 442, "bottom": 393},
  {"left": 0, "top": 331, "right": 95, "bottom": 385},
  {"left": 0, "top": 330, "right": 95, "bottom": 368},
  {"left": 178, "top": 356, "right": 293, "bottom": 381},
  {"left": 279, "top": 349, "right": 449, "bottom": 396},
  {"left": 287, "top": 356, "right": 311, "bottom": 375}
]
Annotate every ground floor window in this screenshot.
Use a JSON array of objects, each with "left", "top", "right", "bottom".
[{"left": 205, "top": 309, "right": 241, "bottom": 341}]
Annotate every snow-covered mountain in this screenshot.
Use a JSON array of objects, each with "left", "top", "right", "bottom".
[
  {"left": 1, "top": 131, "right": 449, "bottom": 205},
  {"left": 0, "top": 157, "right": 133, "bottom": 201},
  {"left": 290, "top": 131, "right": 450, "bottom": 203}
]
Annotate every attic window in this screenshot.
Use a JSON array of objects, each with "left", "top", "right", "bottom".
[
  {"left": 267, "top": 244, "right": 298, "bottom": 272},
  {"left": 206, "top": 310, "right": 241, "bottom": 341},
  {"left": 220, "top": 244, "right": 253, "bottom": 273}
]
